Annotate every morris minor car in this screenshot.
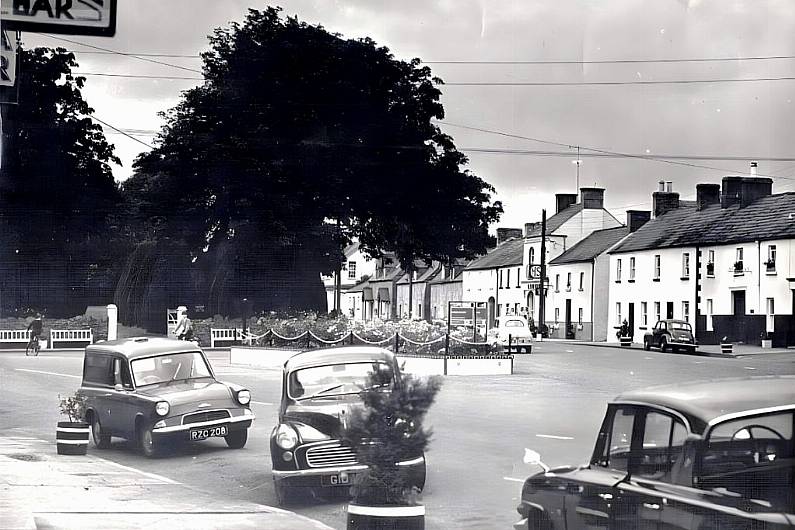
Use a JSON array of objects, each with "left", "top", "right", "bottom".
[
  {"left": 489, "top": 316, "right": 534, "bottom": 353},
  {"left": 270, "top": 346, "right": 426, "bottom": 505},
  {"left": 79, "top": 337, "right": 254, "bottom": 457},
  {"left": 644, "top": 319, "right": 697, "bottom": 354},
  {"left": 515, "top": 376, "right": 794, "bottom": 529}
]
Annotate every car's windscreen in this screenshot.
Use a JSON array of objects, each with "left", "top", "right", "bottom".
[
  {"left": 670, "top": 322, "right": 692, "bottom": 331},
  {"left": 131, "top": 351, "right": 212, "bottom": 387},
  {"left": 288, "top": 362, "right": 392, "bottom": 400},
  {"left": 701, "top": 410, "right": 794, "bottom": 512},
  {"left": 504, "top": 320, "right": 525, "bottom": 328}
]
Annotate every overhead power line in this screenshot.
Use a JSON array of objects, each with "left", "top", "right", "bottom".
[
  {"left": 90, "top": 115, "right": 155, "bottom": 149},
  {"left": 36, "top": 33, "right": 203, "bottom": 74},
  {"left": 64, "top": 50, "right": 201, "bottom": 58},
  {"left": 424, "top": 55, "right": 795, "bottom": 65},
  {"left": 74, "top": 71, "right": 203, "bottom": 81},
  {"left": 435, "top": 120, "right": 795, "bottom": 180},
  {"left": 443, "top": 76, "right": 795, "bottom": 86},
  {"left": 460, "top": 147, "right": 795, "bottom": 162}
]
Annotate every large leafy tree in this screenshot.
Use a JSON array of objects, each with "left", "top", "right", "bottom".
[
  {"left": 124, "top": 7, "right": 501, "bottom": 321},
  {"left": 0, "top": 47, "right": 120, "bottom": 316}
]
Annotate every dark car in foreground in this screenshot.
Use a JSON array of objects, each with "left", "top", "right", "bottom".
[
  {"left": 270, "top": 346, "right": 426, "bottom": 505},
  {"left": 515, "top": 376, "right": 794, "bottom": 529},
  {"left": 644, "top": 319, "right": 697, "bottom": 353},
  {"left": 79, "top": 337, "right": 254, "bottom": 457}
]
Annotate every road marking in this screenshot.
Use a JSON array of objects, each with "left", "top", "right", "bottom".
[
  {"left": 536, "top": 434, "right": 574, "bottom": 440},
  {"left": 15, "top": 369, "right": 80, "bottom": 379},
  {"left": 744, "top": 366, "right": 757, "bottom": 370},
  {"left": 503, "top": 476, "right": 525, "bottom": 483},
  {"left": 99, "top": 459, "right": 180, "bottom": 484},
  {"left": 565, "top": 349, "right": 574, "bottom": 353},
  {"left": 250, "top": 400, "right": 274, "bottom": 406}
]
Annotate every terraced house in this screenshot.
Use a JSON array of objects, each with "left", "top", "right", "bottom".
[{"left": 608, "top": 166, "right": 795, "bottom": 347}]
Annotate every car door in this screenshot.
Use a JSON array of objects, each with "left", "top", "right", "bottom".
[
  {"left": 654, "top": 322, "right": 666, "bottom": 348},
  {"left": 81, "top": 352, "right": 116, "bottom": 432},
  {"left": 105, "top": 356, "right": 137, "bottom": 439},
  {"left": 566, "top": 405, "right": 635, "bottom": 529}
]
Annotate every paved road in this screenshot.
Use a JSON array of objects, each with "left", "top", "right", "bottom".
[{"left": 0, "top": 344, "right": 792, "bottom": 529}]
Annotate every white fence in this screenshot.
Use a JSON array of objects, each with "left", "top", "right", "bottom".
[
  {"left": 210, "top": 328, "right": 244, "bottom": 348},
  {"left": 50, "top": 329, "right": 93, "bottom": 348},
  {"left": 0, "top": 329, "right": 32, "bottom": 346}
]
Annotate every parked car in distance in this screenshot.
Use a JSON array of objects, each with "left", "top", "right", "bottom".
[
  {"left": 79, "top": 337, "right": 254, "bottom": 457},
  {"left": 488, "top": 316, "right": 533, "bottom": 352},
  {"left": 644, "top": 319, "right": 697, "bottom": 353},
  {"left": 270, "top": 346, "right": 426, "bottom": 505},
  {"left": 514, "top": 376, "right": 795, "bottom": 529}
]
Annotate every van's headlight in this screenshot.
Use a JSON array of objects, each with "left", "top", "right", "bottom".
[
  {"left": 155, "top": 401, "right": 170, "bottom": 416},
  {"left": 236, "top": 389, "right": 251, "bottom": 405},
  {"left": 275, "top": 424, "right": 298, "bottom": 449}
]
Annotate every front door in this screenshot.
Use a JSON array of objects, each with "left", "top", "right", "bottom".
[
  {"left": 628, "top": 303, "right": 635, "bottom": 339},
  {"left": 565, "top": 299, "right": 574, "bottom": 339},
  {"left": 666, "top": 302, "right": 674, "bottom": 320},
  {"left": 732, "top": 290, "right": 746, "bottom": 342}
]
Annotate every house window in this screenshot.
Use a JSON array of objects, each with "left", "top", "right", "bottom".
[
  {"left": 554, "top": 308, "right": 560, "bottom": 323},
  {"left": 579, "top": 272, "right": 585, "bottom": 290},
  {"left": 499, "top": 270, "right": 503, "bottom": 288},
  {"left": 682, "top": 253, "right": 690, "bottom": 279},
  {"left": 516, "top": 267, "right": 521, "bottom": 288},
  {"left": 616, "top": 259, "right": 622, "bottom": 282},
  {"left": 767, "top": 245, "right": 777, "bottom": 272},
  {"left": 654, "top": 302, "right": 661, "bottom": 323},
  {"left": 616, "top": 302, "right": 622, "bottom": 325},
  {"left": 514, "top": 303, "right": 520, "bottom": 315},
  {"left": 347, "top": 261, "right": 356, "bottom": 280},
  {"left": 641, "top": 302, "right": 648, "bottom": 326},
  {"left": 417, "top": 304, "right": 422, "bottom": 318},
  {"left": 412, "top": 270, "right": 417, "bottom": 281},
  {"left": 578, "top": 308, "right": 583, "bottom": 324},
  {"left": 654, "top": 255, "right": 661, "bottom": 279},
  {"left": 629, "top": 257, "right": 635, "bottom": 280},
  {"left": 707, "top": 250, "right": 715, "bottom": 277},
  {"left": 566, "top": 272, "right": 572, "bottom": 291},
  {"left": 555, "top": 274, "right": 560, "bottom": 292},
  {"left": 529, "top": 247, "right": 535, "bottom": 264},
  {"left": 767, "top": 298, "right": 775, "bottom": 332},
  {"left": 433, "top": 306, "right": 438, "bottom": 319},
  {"left": 706, "top": 299, "right": 713, "bottom": 331},
  {"left": 506, "top": 269, "right": 511, "bottom": 288},
  {"left": 682, "top": 301, "right": 690, "bottom": 323},
  {"left": 735, "top": 247, "right": 744, "bottom": 273},
  {"left": 496, "top": 304, "right": 501, "bottom": 317}
]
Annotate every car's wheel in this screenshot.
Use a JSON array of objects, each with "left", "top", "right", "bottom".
[
  {"left": 274, "top": 480, "right": 295, "bottom": 506},
  {"left": 91, "top": 415, "right": 111, "bottom": 449},
  {"left": 225, "top": 429, "right": 248, "bottom": 449},
  {"left": 659, "top": 336, "right": 668, "bottom": 353},
  {"left": 643, "top": 339, "right": 650, "bottom": 351},
  {"left": 138, "top": 425, "right": 159, "bottom": 458}
]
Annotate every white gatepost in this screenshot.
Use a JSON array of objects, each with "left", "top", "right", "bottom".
[{"left": 106, "top": 304, "right": 118, "bottom": 341}]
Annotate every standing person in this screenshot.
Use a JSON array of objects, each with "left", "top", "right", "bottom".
[
  {"left": 173, "top": 306, "right": 194, "bottom": 342},
  {"left": 26, "top": 313, "right": 43, "bottom": 354}
]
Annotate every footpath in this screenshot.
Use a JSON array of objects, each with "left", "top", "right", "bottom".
[
  {"left": 542, "top": 339, "right": 792, "bottom": 358},
  {"left": 0, "top": 434, "right": 332, "bottom": 530}
]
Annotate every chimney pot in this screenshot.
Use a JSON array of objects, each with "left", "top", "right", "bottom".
[
  {"left": 750, "top": 161, "right": 758, "bottom": 176},
  {"left": 658, "top": 181, "right": 665, "bottom": 192},
  {"left": 665, "top": 181, "right": 673, "bottom": 193}
]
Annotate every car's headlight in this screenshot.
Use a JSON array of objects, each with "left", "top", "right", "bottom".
[
  {"left": 155, "top": 401, "right": 170, "bottom": 416},
  {"left": 236, "top": 389, "right": 251, "bottom": 405},
  {"left": 275, "top": 424, "right": 299, "bottom": 450}
]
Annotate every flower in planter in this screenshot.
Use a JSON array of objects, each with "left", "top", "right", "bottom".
[{"left": 58, "top": 392, "right": 87, "bottom": 423}]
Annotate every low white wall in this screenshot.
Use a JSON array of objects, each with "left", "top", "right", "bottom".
[
  {"left": 229, "top": 347, "right": 296, "bottom": 369},
  {"left": 397, "top": 356, "right": 445, "bottom": 376},
  {"left": 446, "top": 356, "right": 513, "bottom": 375}
]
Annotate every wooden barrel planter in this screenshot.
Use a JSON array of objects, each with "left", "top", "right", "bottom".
[
  {"left": 619, "top": 336, "right": 632, "bottom": 347},
  {"left": 720, "top": 342, "right": 733, "bottom": 355},
  {"left": 347, "top": 504, "right": 425, "bottom": 530},
  {"left": 56, "top": 421, "right": 90, "bottom": 455}
]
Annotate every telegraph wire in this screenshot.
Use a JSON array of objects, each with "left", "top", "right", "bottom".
[
  {"left": 90, "top": 115, "right": 155, "bottom": 149},
  {"left": 424, "top": 55, "right": 795, "bottom": 65},
  {"left": 74, "top": 72, "right": 204, "bottom": 81},
  {"left": 459, "top": 147, "right": 795, "bottom": 163},
  {"left": 442, "top": 77, "right": 795, "bottom": 86}
]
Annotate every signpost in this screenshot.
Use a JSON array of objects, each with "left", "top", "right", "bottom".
[
  {"left": 447, "top": 301, "right": 488, "bottom": 342},
  {"left": 0, "top": 30, "right": 15, "bottom": 87},
  {"left": 0, "top": 0, "right": 117, "bottom": 36}
]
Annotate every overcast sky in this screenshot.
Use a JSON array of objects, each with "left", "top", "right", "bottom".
[{"left": 25, "top": 0, "right": 795, "bottom": 230}]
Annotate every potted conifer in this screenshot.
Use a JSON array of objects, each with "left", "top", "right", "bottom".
[
  {"left": 56, "top": 392, "right": 90, "bottom": 455},
  {"left": 343, "top": 366, "right": 442, "bottom": 530},
  {"left": 616, "top": 319, "right": 632, "bottom": 347}
]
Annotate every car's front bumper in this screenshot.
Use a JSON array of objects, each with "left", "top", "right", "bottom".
[{"left": 272, "top": 455, "right": 425, "bottom": 482}]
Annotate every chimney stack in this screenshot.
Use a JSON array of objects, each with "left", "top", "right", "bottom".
[
  {"left": 555, "top": 193, "right": 578, "bottom": 214},
  {"left": 721, "top": 173, "right": 773, "bottom": 209},
  {"left": 580, "top": 187, "right": 605, "bottom": 209},
  {"left": 696, "top": 183, "right": 721, "bottom": 210},
  {"left": 652, "top": 181, "right": 680, "bottom": 218},
  {"left": 524, "top": 222, "right": 540, "bottom": 237},
  {"left": 626, "top": 210, "right": 651, "bottom": 232},
  {"left": 496, "top": 227, "right": 523, "bottom": 245}
]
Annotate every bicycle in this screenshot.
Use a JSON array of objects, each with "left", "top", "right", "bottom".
[{"left": 25, "top": 334, "right": 41, "bottom": 356}]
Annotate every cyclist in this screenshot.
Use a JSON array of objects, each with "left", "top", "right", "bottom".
[
  {"left": 26, "top": 313, "right": 43, "bottom": 355},
  {"left": 173, "top": 306, "right": 195, "bottom": 342}
]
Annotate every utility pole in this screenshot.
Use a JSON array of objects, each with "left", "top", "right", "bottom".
[
  {"left": 334, "top": 219, "right": 342, "bottom": 314},
  {"left": 407, "top": 264, "right": 413, "bottom": 319},
  {"left": 572, "top": 146, "right": 581, "bottom": 199},
  {"left": 538, "top": 209, "right": 547, "bottom": 340}
]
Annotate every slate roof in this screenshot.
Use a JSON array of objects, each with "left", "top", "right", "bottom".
[
  {"left": 526, "top": 204, "right": 584, "bottom": 237},
  {"left": 465, "top": 238, "right": 524, "bottom": 270},
  {"left": 397, "top": 265, "right": 439, "bottom": 284},
  {"left": 550, "top": 226, "right": 630, "bottom": 265},
  {"left": 343, "top": 242, "right": 360, "bottom": 257},
  {"left": 610, "top": 193, "right": 795, "bottom": 253}
]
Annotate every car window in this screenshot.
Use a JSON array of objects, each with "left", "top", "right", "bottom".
[
  {"left": 595, "top": 407, "right": 636, "bottom": 472},
  {"left": 288, "top": 362, "right": 392, "bottom": 399},
  {"left": 84, "top": 354, "right": 113, "bottom": 386},
  {"left": 670, "top": 322, "right": 692, "bottom": 331},
  {"left": 505, "top": 320, "right": 525, "bottom": 328},
  {"left": 637, "top": 411, "right": 689, "bottom": 483},
  {"left": 112, "top": 357, "right": 133, "bottom": 388},
  {"left": 700, "top": 411, "right": 794, "bottom": 512},
  {"left": 131, "top": 351, "right": 212, "bottom": 387}
]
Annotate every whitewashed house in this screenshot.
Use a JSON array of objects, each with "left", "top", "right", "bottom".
[{"left": 321, "top": 242, "right": 377, "bottom": 313}]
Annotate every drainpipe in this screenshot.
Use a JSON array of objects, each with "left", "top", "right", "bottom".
[
  {"left": 694, "top": 246, "right": 700, "bottom": 343},
  {"left": 590, "top": 259, "right": 595, "bottom": 341},
  {"left": 757, "top": 240, "right": 762, "bottom": 333}
]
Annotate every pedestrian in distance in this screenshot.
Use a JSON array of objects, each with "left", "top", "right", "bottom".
[{"left": 26, "top": 312, "right": 44, "bottom": 355}]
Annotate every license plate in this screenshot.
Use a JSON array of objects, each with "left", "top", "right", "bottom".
[
  {"left": 321, "top": 472, "right": 355, "bottom": 487},
  {"left": 189, "top": 425, "right": 228, "bottom": 440}
]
